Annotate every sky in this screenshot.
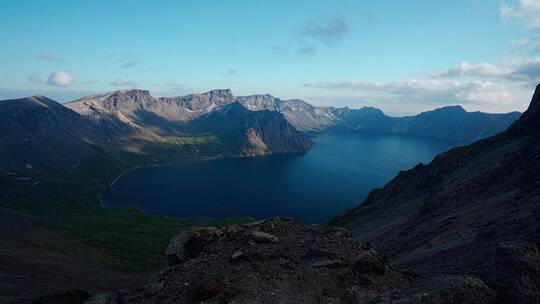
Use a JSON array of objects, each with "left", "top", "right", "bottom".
[{"left": 1, "top": 0, "right": 540, "bottom": 115}]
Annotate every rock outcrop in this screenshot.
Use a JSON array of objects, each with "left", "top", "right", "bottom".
[
  {"left": 117, "top": 218, "right": 497, "bottom": 304},
  {"left": 331, "top": 84, "right": 540, "bottom": 303}
]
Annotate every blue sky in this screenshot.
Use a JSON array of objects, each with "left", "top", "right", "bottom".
[{"left": 1, "top": 0, "right": 540, "bottom": 114}]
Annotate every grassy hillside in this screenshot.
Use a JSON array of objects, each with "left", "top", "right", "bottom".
[{"left": 1, "top": 149, "right": 250, "bottom": 273}]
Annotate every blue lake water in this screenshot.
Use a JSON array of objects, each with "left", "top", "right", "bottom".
[{"left": 103, "top": 131, "right": 464, "bottom": 223}]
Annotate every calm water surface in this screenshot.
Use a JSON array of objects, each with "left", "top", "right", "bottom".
[{"left": 103, "top": 131, "right": 464, "bottom": 223}]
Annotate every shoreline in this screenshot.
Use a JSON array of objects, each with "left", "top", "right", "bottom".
[
  {"left": 99, "top": 155, "right": 224, "bottom": 208},
  {"left": 108, "top": 155, "right": 222, "bottom": 189},
  {"left": 98, "top": 148, "right": 315, "bottom": 209}
]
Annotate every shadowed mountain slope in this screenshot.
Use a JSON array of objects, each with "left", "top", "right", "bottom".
[
  {"left": 333, "top": 105, "right": 521, "bottom": 142},
  {"left": 0, "top": 96, "right": 107, "bottom": 172},
  {"left": 331, "top": 85, "right": 540, "bottom": 303},
  {"left": 187, "top": 102, "right": 314, "bottom": 156}
]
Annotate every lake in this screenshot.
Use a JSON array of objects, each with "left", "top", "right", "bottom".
[{"left": 103, "top": 131, "right": 464, "bottom": 223}]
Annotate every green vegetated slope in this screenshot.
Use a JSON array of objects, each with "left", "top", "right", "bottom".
[{"left": 1, "top": 147, "right": 250, "bottom": 274}]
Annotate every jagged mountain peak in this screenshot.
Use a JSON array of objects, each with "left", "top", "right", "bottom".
[
  {"left": 358, "top": 106, "right": 385, "bottom": 114},
  {"left": 508, "top": 83, "right": 540, "bottom": 135},
  {"left": 421, "top": 105, "right": 466, "bottom": 115},
  {"left": 438, "top": 104, "right": 465, "bottom": 111},
  {"left": 1, "top": 95, "right": 64, "bottom": 111},
  {"left": 201, "top": 88, "right": 234, "bottom": 99},
  {"left": 111, "top": 89, "right": 152, "bottom": 97}
]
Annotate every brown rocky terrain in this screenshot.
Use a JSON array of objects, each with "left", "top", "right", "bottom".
[
  {"left": 116, "top": 218, "right": 496, "bottom": 304},
  {"left": 331, "top": 84, "right": 540, "bottom": 303},
  {"left": 65, "top": 89, "right": 313, "bottom": 158}
]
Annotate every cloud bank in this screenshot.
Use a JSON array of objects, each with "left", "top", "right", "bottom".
[
  {"left": 501, "top": 0, "right": 540, "bottom": 28},
  {"left": 433, "top": 58, "right": 540, "bottom": 86},
  {"left": 304, "top": 80, "right": 514, "bottom": 106}
]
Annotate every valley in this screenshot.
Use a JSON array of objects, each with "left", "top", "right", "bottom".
[{"left": 0, "top": 88, "right": 533, "bottom": 303}]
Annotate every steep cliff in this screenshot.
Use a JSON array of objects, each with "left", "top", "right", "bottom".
[{"left": 187, "top": 102, "right": 314, "bottom": 156}]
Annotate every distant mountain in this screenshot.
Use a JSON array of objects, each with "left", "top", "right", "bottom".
[
  {"left": 334, "top": 105, "right": 521, "bottom": 142},
  {"left": 67, "top": 89, "right": 520, "bottom": 143},
  {"left": 66, "top": 89, "right": 221, "bottom": 137},
  {"left": 188, "top": 102, "right": 314, "bottom": 156},
  {"left": 330, "top": 85, "right": 540, "bottom": 302},
  {"left": 225, "top": 92, "right": 520, "bottom": 142},
  {"left": 236, "top": 95, "right": 339, "bottom": 132},
  {"left": 66, "top": 89, "right": 313, "bottom": 158}
]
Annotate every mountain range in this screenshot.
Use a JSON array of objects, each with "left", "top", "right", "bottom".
[
  {"left": 0, "top": 88, "right": 520, "bottom": 174},
  {"left": 67, "top": 88, "right": 520, "bottom": 141}
]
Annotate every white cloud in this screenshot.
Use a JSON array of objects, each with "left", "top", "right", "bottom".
[
  {"left": 110, "top": 78, "right": 137, "bottom": 87},
  {"left": 433, "top": 58, "right": 540, "bottom": 86},
  {"left": 46, "top": 71, "right": 74, "bottom": 87},
  {"left": 501, "top": 0, "right": 540, "bottom": 28},
  {"left": 433, "top": 62, "right": 509, "bottom": 78},
  {"left": 304, "top": 79, "right": 515, "bottom": 105},
  {"left": 510, "top": 37, "right": 540, "bottom": 53}
]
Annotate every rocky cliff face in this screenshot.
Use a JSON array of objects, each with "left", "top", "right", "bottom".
[
  {"left": 67, "top": 90, "right": 313, "bottom": 157},
  {"left": 158, "top": 89, "right": 234, "bottom": 112},
  {"left": 331, "top": 84, "right": 540, "bottom": 303},
  {"left": 236, "top": 95, "right": 339, "bottom": 132},
  {"left": 187, "top": 102, "right": 314, "bottom": 156},
  {"left": 117, "top": 218, "right": 496, "bottom": 304}
]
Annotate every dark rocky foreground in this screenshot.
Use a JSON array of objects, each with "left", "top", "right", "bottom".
[{"left": 19, "top": 218, "right": 495, "bottom": 304}]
